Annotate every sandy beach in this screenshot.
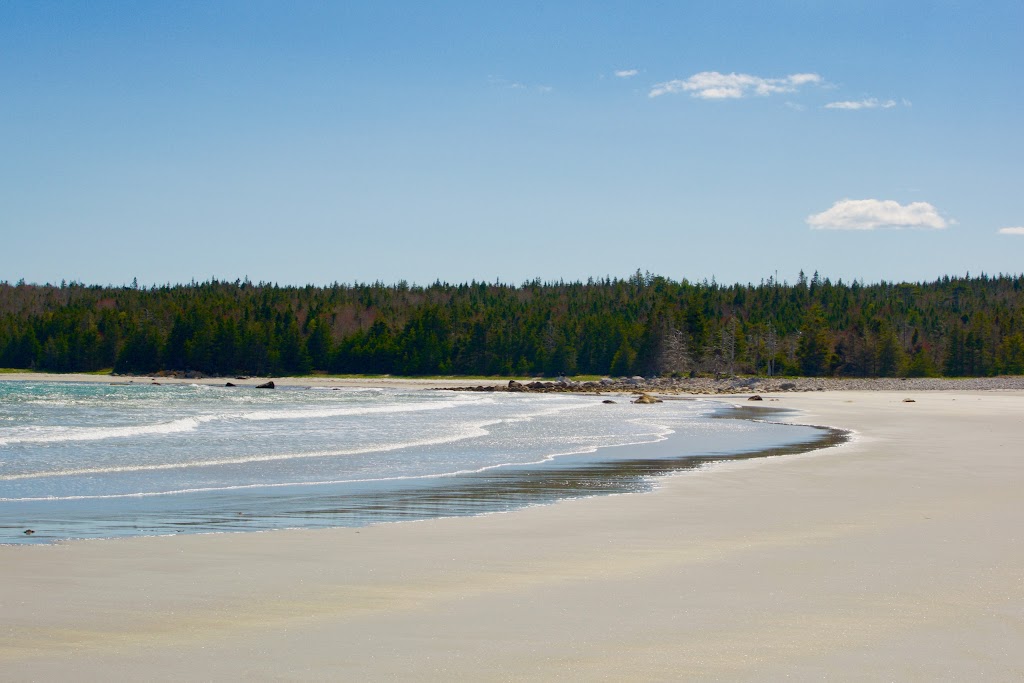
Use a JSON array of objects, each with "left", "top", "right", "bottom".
[{"left": 2, "top": 388, "right": 1023, "bottom": 680}]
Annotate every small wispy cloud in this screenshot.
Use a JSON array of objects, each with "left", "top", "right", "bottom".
[
  {"left": 998, "top": 226, "right": 1024, "bottom": 235},
  {"left": 808, "top": 199, "right": 950, "bottom": 230},
  {"left": 825, "top": 98, "right": 898, "bottom": 110},
  {"left": 614, "top": 69, "right": 639, "bottom": 78},
  {"left": 649, "top": 71, "right": 822, "bottom": 99},
  {"left": 488, "top": 75, "right": 525, "bottom": 90},
  {"left": 488, "top": 76, "right": 553, "bottom": 94}
]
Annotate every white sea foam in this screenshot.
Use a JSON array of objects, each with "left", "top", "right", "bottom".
[
  {"left": 0, "top": 415, "right": 220, "bottom": 446},
  {"left": 0, "top": 394, "right": 487, "bottom": 446},
  {"left": 235, "top": 396, "right": 479, "bottom": 422},
  {"left": 0, "top": 417, "right": 504, "bottom": 483},
  {"left": 0, "top": 422, "right": 678, "bottom": 502}
]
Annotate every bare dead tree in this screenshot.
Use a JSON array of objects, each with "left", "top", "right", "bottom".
[
  {"left": 658, "top": 326, "right": 691, "bottom": 375},
  {"left": 721, "top": 317, "right": 737, "bottom": 375}
]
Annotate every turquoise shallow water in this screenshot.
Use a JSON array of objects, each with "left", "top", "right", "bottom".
[{"left": 0, "top": 381, "right": 830, "bottom": 543}]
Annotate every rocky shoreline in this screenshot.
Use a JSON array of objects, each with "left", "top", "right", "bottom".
[{"left": 442, "top": 375, "right": 1024, "bottom": 395}]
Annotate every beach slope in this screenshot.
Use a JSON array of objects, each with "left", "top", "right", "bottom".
[{"left": 2, "top": 390, "right": 1022, "bottom": 680}]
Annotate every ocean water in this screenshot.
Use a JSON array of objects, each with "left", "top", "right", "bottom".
[{"left": 0, "top": 381, "right": 833, "bottom": 543}]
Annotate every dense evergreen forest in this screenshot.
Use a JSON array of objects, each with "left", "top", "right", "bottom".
[{"left": 1, "top": 272, "right": 1023, "bottom": 378}]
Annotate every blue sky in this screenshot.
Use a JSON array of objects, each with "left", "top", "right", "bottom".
[{"left": 2, "top": 1, "right": 1022, "bottom": 287}]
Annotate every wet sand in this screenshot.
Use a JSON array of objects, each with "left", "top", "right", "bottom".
[{"left": 2, "top": 390, "right": 1022, "bottom": 680}]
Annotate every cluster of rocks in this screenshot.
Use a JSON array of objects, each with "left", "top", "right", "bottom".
[
  {"left": 443, "top": 375, "right": 1024, "bottom": 395},
  {"left": 450, "top": 377, "right": 657, "bottom": 394}
]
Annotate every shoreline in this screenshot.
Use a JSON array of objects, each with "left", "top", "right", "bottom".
[
  {"left": 0, "top": 371, "right": 498, "bottom": 390},
  {"left": 5, "top": 370, "right": 1024, "bottom": 394},
  {"left": 1, "top": 393, "right": 838, "bottom": 545},
  {"left": 2, "top": 390, "right": 1023, "bottom": 679}
]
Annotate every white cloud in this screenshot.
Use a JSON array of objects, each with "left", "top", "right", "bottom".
[
  {"left": 825, "top": 98, "right": 898, "bottom": 110},
  {"left": 488, "top": 76, "right": 552, "bottom": 94},
  {"left": 614, "top": 69, "right": 639, "bottom": 78},
  {"left": 649, "top": 71, "right": 822, "bottom": 99},
  {"left": 807, "top": 199, "right": 949, "bottom": 230},
  {"left": 998, "top": 227, "right": 1024, "bottom": 235},
  {"left": 488, "top": 75, "right": 525, "bottom": 89}
]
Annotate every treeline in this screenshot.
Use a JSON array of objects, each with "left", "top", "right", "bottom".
[{"left": 1, "top": 272, "right": 1023, "bottom": 378}]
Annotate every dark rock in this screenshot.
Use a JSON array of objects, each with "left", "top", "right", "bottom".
[
  {"left": 747, "top": 394, "right": 763, "bottom": 401},
  {"left": 225, "top": 382, "right": 236, "bottom": 387},
  {"left": 602, "top": 399, "right": 617, "bottom": 404},
  {"left": 255, "top": 381, "right": 275, "bottom": 389},
  {"left": 779, "top": 382, "right": 797, "bottom": 390}
]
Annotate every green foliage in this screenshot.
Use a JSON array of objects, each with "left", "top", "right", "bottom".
[
  {"left": 0, "top": 274, "right": 1023, "bottom": 377},
  {"left": 796, "top": 305, "right": 831, "bottom": 376}
]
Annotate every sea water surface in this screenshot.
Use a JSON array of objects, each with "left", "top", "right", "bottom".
[{"left": 0, "top": 380, "right": 833, "bottom": 544}]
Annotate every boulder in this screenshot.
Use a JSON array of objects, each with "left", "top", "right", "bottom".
[
  {"left": 255, "top": 381, "right": 275, "bottom": 389},
  {"left": 508, "top": 380, "right": 525, "bottom": 392},
  {"left": 225, "top": 382, "right": 236, "bottom": 387},
  {"left": 779, "top": 382, "right": 797, "bottom": 390},
  {"left": 747, "top": 394, "right": 763, "bottom": 401}
]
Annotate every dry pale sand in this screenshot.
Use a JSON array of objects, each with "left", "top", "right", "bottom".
[{"left": 2, "top": 390, "right": 1023, "bottom": 681}]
